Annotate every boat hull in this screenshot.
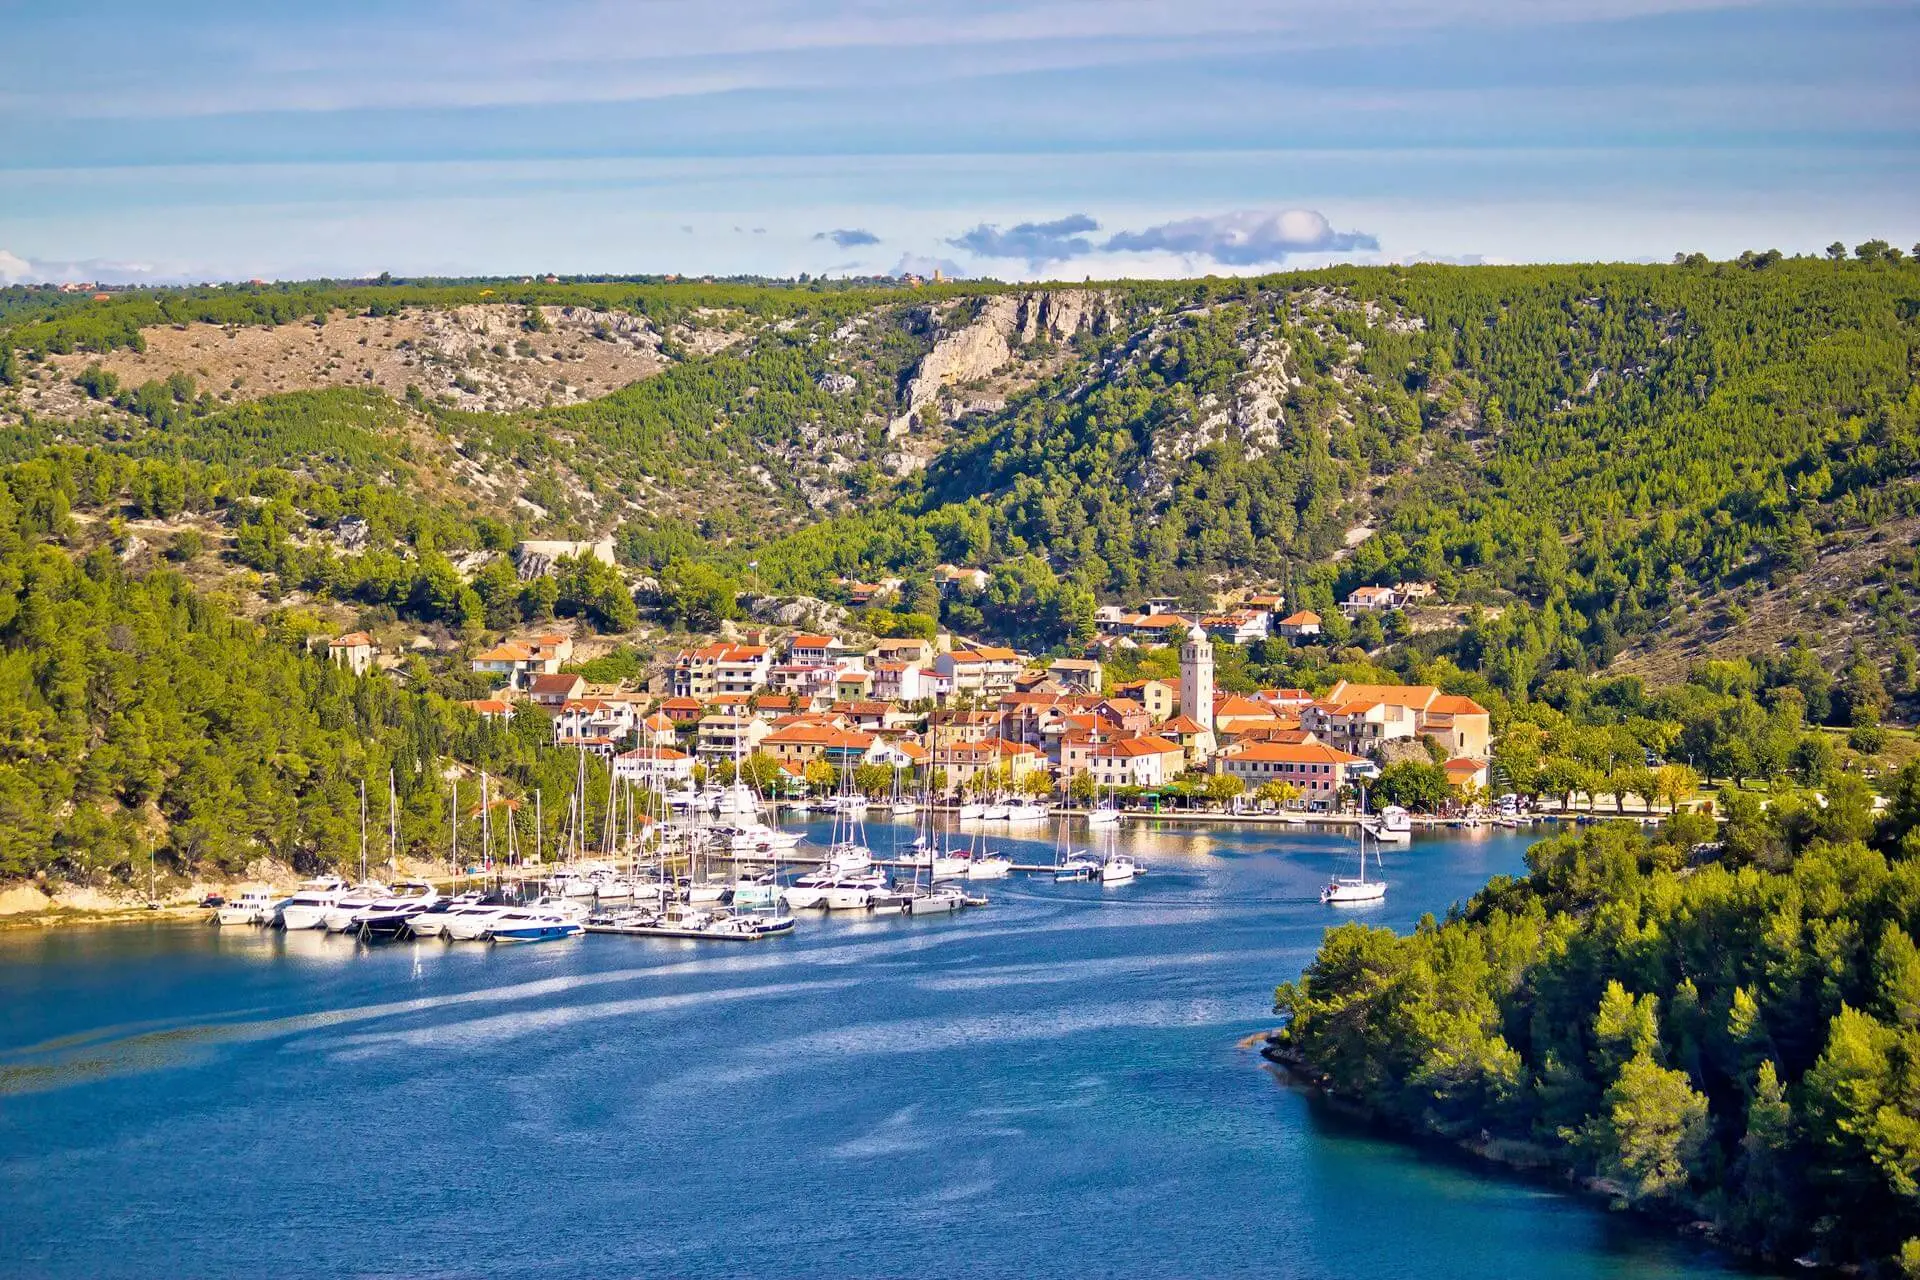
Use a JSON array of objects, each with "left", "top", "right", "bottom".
[{"left": 489, "top": 923, "right": 584, "bottom": 943}]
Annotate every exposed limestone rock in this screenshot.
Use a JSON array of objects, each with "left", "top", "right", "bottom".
[{"left": 890, "top": 289, "right": 1112, "bottom": 436}]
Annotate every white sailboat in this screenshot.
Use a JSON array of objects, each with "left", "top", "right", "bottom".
[
  {"left": 1086, "top": 773, "right": 1121, "bottom": 827},
  {"left": 1323, "top": 795, "right": 1388, "bottom": 905}
]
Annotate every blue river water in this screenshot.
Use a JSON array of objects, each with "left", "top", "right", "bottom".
[{"left": 0, "top": 819, "right": 1758, "bottom": 1279}]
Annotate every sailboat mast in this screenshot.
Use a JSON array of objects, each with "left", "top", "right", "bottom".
[
  {"left": 387, "top": 769, "right": 398, "bottom": 874},
  {"left": 358, "top": 779, "right": 368, "bottom": 884}
]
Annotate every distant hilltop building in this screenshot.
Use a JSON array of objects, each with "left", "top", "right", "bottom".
[{"left": 514, "top": 538, "right": 616, "bottom": 580}]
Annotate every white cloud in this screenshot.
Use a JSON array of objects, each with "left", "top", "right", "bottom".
[{"left": 1104, "top": 209, "right": 1377, "bottom": 264}]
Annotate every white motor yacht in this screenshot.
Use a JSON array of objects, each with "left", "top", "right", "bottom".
[
  {"left": 214, "top": 889, "right": 279, "bottom": 927},
  {"left": 276, "top": 876, "right": 350, "bottom": 930},
  {"left": 351, "top": 881, "right": 442, "bottom": 938},
  {"left": 1004, "top": 802, "right": 1048, "bottom": 823},
  {"left": 485, "top": 907, "right": 584, "bottom": 943},
  {"left": 1368, "top": 805, "right": 1413, "bottom": 844},
  {"left": 322, "top": 882, "right": 392, "bottom": 932},
  {"left": 781, "top": 872, "right": 836, "bottom": 910},
  {"left": 957, "top": 801, "right": 986, "bottom": 820},
  {"left": 407, "top": 894, "right": 490, "bottom": 938},
  {"left": 981, "top": 802, "right": 1010, "bottom": 821},
  {"left": 824, "top": 872, "right": 891, "bottom": 911},
  {"left": 1099, "top": 853, "right": 1141, "bottom": 885},
  {"left": 442, "top": 903, "right": 519, "bottom": 941}
]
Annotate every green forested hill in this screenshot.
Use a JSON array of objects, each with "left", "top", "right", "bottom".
[{"left": 0, "top": 255, "right": 1917, "bottom": 883}]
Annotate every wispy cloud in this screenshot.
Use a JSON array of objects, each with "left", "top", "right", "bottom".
[
  {"left": 814, "top": 227, "right": 880, "bottom": 247},
  {"left": 0, "top": 248, "right": 177, "bottom": 285},
  {"left": 949, "top": 214, "right": 1099, "bottom": 267},
  {"left": 1104, "top": 209, "right": 1378, "bottom": 265}
]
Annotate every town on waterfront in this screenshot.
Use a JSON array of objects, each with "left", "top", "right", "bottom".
[{"left": 5, "top": 2, "right": 1920, "bottom": 1276}]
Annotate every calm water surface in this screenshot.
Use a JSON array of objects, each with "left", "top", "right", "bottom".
[{"left": 1, "top": 820, "right": 1757, "bottom": 1278}]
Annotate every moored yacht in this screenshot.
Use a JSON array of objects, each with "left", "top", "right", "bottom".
[
  {"left": 1055, "top": 852, "right": 1101, "bottom": 882},
  {"left": 322, "top": 882, "right": 392, "bottom": 932},
  {"left": 1367, "top": 804, "right": 1413, "bottom": 844},
  {"left": 406, "top": 893, "right": 490, "bottom": 938},
  {"left": 214, "top": 889, "right": 279, "bottom": 926},
  {"left": 823, "top": 871, "right": 891, "bottom": 911},
  {"left": 965, "top": 853, "right": 1013, "bottom": 880},
  {"left": 903, "top": 884, "right": 969, "bottom": 915},
  {"left": 352, "top": 881, "right": 441, "bottom": 939},
  {"left": 276, "top": 876, "right": 350, "bottom": 930},
  {"left": 486, "top": 907, "right": 584, "bottom": 943},
  {"left": 1099, "top": 853, "right": 1141, "bottom": 885}
]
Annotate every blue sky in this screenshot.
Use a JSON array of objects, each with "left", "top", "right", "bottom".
[{"left": 1, "top": 1, "right": 1914, "bottom": 283}]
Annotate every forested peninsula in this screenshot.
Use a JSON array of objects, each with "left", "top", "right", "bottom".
[{"left": 1274, "top": 789, "right": 1920, "bottom": 1274}]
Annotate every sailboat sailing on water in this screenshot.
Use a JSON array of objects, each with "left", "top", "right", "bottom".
[{"left": 1322, "top": 788, "right": 1388, "bottom": 905}]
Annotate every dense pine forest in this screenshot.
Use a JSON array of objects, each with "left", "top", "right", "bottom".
[{"left": 1273, "top": 791, "right": 1920, "bottom": 1273}]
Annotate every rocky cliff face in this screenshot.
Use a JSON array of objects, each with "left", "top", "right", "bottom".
[{"left": 890, "top": 289, "right": 1113, "bottom": 439}]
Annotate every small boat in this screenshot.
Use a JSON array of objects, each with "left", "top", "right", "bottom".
[
  {"left": 545, "top": 869, "right": 603, "bottom": 899},
  {"left": 1085, "top": 806, "right": 1121, "bottom": 828},
  {"left": 1099, "top": 853, "right": 1141, "bottom": 885},
  {"left": 824, "top": 844, "right": 873, "bottom": 874},
  {"left": 685, "top": 879, "right": 731, "bottom": 905},
  {"left": 1055, "top": 852, "right": 1101, "bottom": 882},
  {"left": 276, "top": 876, "right": 350, "bottom": 930},
  {"left": 214, "top": 889, "right": 279, "bottom": 927},
  {"left": 965, "top": 854, "right": 1012, "bottom": 880},
  {"left": 1004, "top": 802, "right": 1047, "bottom": 823},
  {"left": 901, "top": 849, "right": 970, "bottom": 879},
  {"left": 1367, "top": 804, "right": 1413, "bottom": 844},
  {"left": 729, "top": 873, "right": 782, "bottom": 911},
  {"left": 957, "top": 802, "right": 986, "bottom": 821},
  {"left": 712, "top": 823, "right": 804, "bottom": 853},
  {"left": 981, "top": 802, "right": 1010, "bottom": 821},
  {"left": 486, "top": 908, "right": 585, "bottom": 943},
  {"left": 903, "top": 885, "right": 969, "bottom": 915}
]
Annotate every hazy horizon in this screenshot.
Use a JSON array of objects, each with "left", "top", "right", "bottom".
[{"left": 3, "top": 1, "right": 1915, "bottom": 285}]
